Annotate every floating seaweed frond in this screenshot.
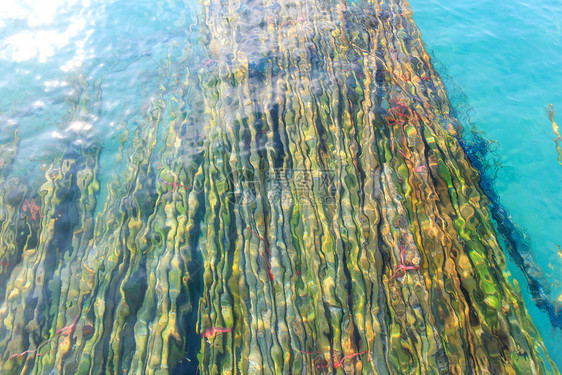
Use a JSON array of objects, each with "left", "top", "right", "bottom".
[{"left": 547, "top": 104, "right": 562, "bottom": 167}]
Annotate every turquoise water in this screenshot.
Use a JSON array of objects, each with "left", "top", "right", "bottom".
[
  {"left": 0, "top": 0, "right": 193, "bottom": 150},
  {"left": 0, "top": 0, "right": 197, "bottom": 218},
  {"left": 1, "top": 0, "right": 561, "bottom": 371},
  {"left": 411, "top": 0, "right": 562, "bottom": 366}
]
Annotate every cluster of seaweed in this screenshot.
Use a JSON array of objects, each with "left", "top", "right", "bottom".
[
  {"left": 432, "top": 53, "right": 562, "bottom": 331},
  {"left": 0, "top": 0, "right": 559, "bottom": 374}
]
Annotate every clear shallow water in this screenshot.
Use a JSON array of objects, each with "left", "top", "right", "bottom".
[
  {"left": 0, "top": 0, "right": 193, "bottom": 147},
  {"left": 0, "top": 0, "right": 561, "bottom": 373},
  {"left": 410, "top": 0, "right": 562, "bottom": 366},
  {"left": 0, "top": 0, "right": 197, "bottom": 217}
]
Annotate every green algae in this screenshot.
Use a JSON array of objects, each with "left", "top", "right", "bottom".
[{"left": 0, "top": 0, "right": 558, "bottom": 374}]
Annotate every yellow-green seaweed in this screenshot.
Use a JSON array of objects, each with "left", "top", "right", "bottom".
[{"left": 0, "top": 0, "right": 558, "bottom": 374}]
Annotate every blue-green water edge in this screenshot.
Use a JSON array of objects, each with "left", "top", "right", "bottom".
[{"left": 411, "top": 0, "right": 562, "bottom": 366}]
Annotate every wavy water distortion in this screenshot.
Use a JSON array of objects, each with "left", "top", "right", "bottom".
[
  {"left": 0, "top": 0, "right": 559, "bottom": 374},
  {"left": 438, "top": 75, "right": 562, "bottom": 333}
]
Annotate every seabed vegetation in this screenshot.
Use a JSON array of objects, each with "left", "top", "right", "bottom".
[{"left": 0, "top": 0, "right": 560, "bottom": 374}]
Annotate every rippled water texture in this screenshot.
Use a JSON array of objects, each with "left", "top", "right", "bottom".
[
  {"left": 0, "top": 0, "right": 560, "bottom": 374},
  {"left": 411, "top": 0, "right": 562, "bottom": 367}
]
